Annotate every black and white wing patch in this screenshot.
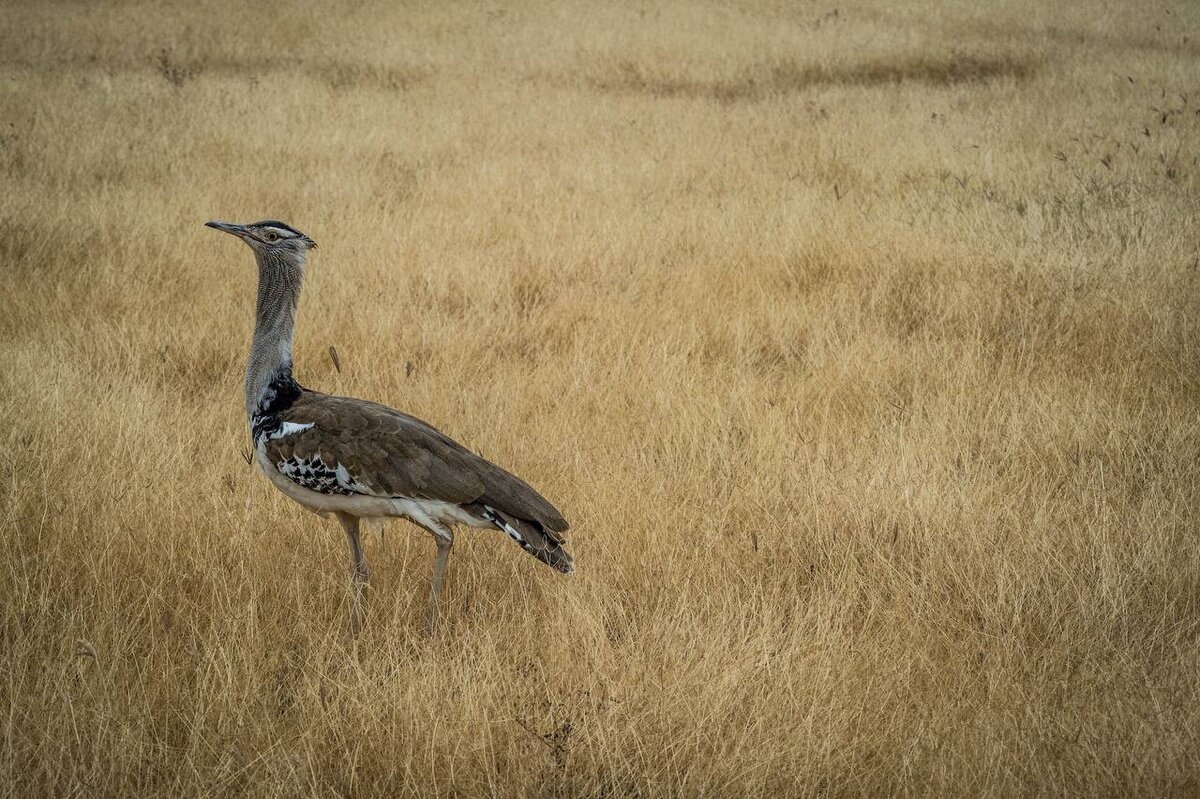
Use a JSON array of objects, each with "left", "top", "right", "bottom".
[
  {"left": 277, "top": 452, "right": 360, "bottom": 495},
  {"left": 259, "top": 419, "right": 371, "bottom": 496}
]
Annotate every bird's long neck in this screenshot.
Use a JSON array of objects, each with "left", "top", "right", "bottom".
[{"left": 246, "top": 251, "right": 305, "bottom": 421}]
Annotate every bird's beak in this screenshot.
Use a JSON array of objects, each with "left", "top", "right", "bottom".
[{"left": 205, "top": 220, "right": 251, "bottom": 239}]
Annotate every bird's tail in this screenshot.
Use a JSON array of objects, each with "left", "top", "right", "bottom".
[{"left": 480, "top": 506, "right": 574, "bottom": 574}]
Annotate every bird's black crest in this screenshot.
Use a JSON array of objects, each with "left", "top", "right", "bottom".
[
  {"left": 250, "top": 220, "right": 316, "bottom": 248},
  {"left": 251, "top": 220, "right": 303, "bottom": 235}
]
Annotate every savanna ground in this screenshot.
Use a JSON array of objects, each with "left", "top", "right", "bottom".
[{"left": 2, "top": 0, "right": 1199, "bottom": 795}]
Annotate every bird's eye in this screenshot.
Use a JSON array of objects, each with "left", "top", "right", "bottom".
[{"left": 264, "top": 231, "right": 279, "bottom": 242}]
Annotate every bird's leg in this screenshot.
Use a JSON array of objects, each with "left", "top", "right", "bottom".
[
  {"left": 426, "top": 528, "right": 454, "bottom": 635},
  {"left": 336, "top": 513, "right": 369, "bottom": 635}
]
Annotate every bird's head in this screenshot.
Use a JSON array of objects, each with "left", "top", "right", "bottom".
[{"left": 205, "top": 220, "right": 317, "bottom": 260}]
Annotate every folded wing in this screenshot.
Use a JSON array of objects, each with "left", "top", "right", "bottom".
[{"left": 261, "top": 390, "right": 570, "bottom": 535}]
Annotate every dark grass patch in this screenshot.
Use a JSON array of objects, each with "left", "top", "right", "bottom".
[
  {"left": 0, "top": 48, "right": 427, "bottom": 93},
  {"left": 181, "top": 53, "right": 428, "bottom": 92},
  {"left": 591, "top": 52, "right": 1035, "bottom": 102}
]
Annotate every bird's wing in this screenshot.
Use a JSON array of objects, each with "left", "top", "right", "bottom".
[{"left": 262, "top": 391, "right": 569, "bottom": 533}]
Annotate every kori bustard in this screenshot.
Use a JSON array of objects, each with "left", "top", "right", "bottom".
[{"left": 206, "top": 220, "right": 572, "bottom": 634}]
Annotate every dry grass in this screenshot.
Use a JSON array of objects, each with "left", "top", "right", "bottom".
[{"left": 2, "top": 0, "right": 1200, "bottom": 795}]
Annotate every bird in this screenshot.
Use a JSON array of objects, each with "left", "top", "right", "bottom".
[{"left": 205, "top": 219, "right": 572, "bottom": 634}]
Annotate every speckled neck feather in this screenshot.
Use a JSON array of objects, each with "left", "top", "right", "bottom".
[{"left": 246, "top": 248, "right": 305, "bottom": 421}]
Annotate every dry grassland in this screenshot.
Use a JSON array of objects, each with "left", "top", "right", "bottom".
[{"left": 2, "top": 1, "right": 1200, "bottom": 795}]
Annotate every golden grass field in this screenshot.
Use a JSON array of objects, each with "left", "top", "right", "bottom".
[{"left": 2, "top": 0, "right": 1199, "bottom": 795}]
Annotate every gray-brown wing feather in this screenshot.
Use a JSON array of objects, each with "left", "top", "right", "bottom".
[{"left": 264, "top": 391, "right": 569, "bottom": 533}]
